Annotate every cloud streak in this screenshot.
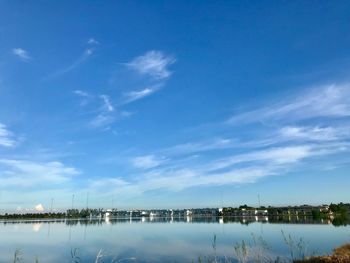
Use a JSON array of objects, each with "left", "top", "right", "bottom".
[
  {"left": 127, "top": 50, "right": 175, "bottom": 80},
  {"left": 279, "top": 126, "right": 341, "bottom": 141},
  {"left": 0, "top": 159, "right": 79, "bottom": 188},
  {"left": 85, "top": 83, "right": 350, "bottom": 196},
  {"left": 47, "top": 48, "right": 94, "bottom": 78},
  {"left": 74, "top": 90, "right": 91, "bottom": 106},
  {"left": 0, "top": 123, "right": 17, "bottom": 147},
  {"left": 74, "top": 90, "right": 89, "bottom": 97},
  {"left": 89, "top": 95, "right": 116, "bottom": 129},
  {"left": 123, "top": 87, "right": 159, "bottom": 103},
  {"left": 227, "top": 84, "right": 350, "bottom": 125},
  {"left": 89, "top": 139, "right": 350, "bottom": 195},
  {"left": 12, "top": 48, "right": 30, "bottom": 61},
  {"left": 117, "top": 51, "right": 175, "bottom": 105},
  {"left": 74, "top": 50, "right": 175, "bottom": 129},
  {"left": 73, "top": 90, "right": 117, "bottom": 129},
  {"left": 131, "top": 155, "right": 165, "bottom": 169},
  {"left": 204, "top": 146, "right": 313, "bottom": 172},
  {"left": 87, "top": 38, "right": 99, "bottom": 45},
  {"left": 100, "top": 95, "right": 114, "bottom": 112},
  {"left": 163, "top": 138, "right": 235, "bottom": 156}
]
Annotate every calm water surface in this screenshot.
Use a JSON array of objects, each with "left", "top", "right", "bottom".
[{"left": 0, "top": 217, "right": 349, "bottom": 262}]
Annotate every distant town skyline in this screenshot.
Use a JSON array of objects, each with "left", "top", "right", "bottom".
[{"left": 0, "top": 1, "right": 350, "bottom": 212}]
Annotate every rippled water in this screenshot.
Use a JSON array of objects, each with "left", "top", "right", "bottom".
[{"left": 1, "top": 217, "right": 349, "bottom": 262}]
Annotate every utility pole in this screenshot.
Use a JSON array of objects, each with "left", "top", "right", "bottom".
[
  {"left": 221, "top": 192, "right": 223, "bottom": 208},
  {"left": 86, "top": 192, "right": 89, "bottom": 209},
  {"left": 50, "top": 198, "right": 54, "bottom": 213},
  {"left": 258, "top": 194, "right": 261, "bottom": 208}
]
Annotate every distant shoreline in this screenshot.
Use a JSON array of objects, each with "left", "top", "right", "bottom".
[
  {"left": 1, "top": 203, "right": 349, "bottom": 226},
  {"left": 0, "top": 214, "right": 349, "bottom": 227}
]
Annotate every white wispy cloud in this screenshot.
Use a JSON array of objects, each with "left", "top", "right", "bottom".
[
  {"left": 127, "top": 50, "right": 175, "bottom": 80},
  {"left": 74, "top": 90, "right": 89, "bottom": 97},
  {"left": 12, "top": 48, "right": 30, "bottom": 61},
  {"left": 73, "top": 91, "right": 116, "bottom": 127},
  {"left": 47, "top": 48, "right": 94, "bottom": 78},
  {"left": 279, "top": 126, "right": 340, "bottom": 141},
  {"left": 123, "top": 87, "right": 158, "bottom": 103},
  {"left": 87, "top": 38, "right": 99, "bottom": 45},
  {"left": 131, "top": 155, "right": 165, "bottom": 169},
  {"left": 112, "top": 51, "right": 176, "bottom": 107},
  {"left": 74, "top": 89, "right": 91, "bottom": 106},
  {"left": 136, "top": 167, "right": 274, "bottom": 192},
  {"left": 70, "top": 79, "right": 350, "bottom": 200},
  {"left": 227, "top": 84, "right": 350, "bottom": 125},
  {"left": 89, "top": 114, "right": 115, "bottom": 129},
  {"left": 87, "top": 81, "right": 350, "bottom": 196},
  {"left": 0, "top": 159, "right": 79, "bottom": 188},
  {"left": 0, "top": 123, "right": 17, "bottom": 147},
  {"left": 91, "top": 146, "right": 300, "bottom": 194},
  {"left": 89, "top": 95, "right": 116, "bottom": 128},
  {"left": 205, "top": 146, "right": 313, "bottom": 172},
  {"left": 102, "top": 141, "right": 349, "bottom": 194},
  {"left": 89, "top": 177, "right": 130, "bottom": 189},
  {"left": 89, "top": 119, "right": 350, "bottom": 195},
  {"left": 100, "top": 94, "right": 114, "bottom": 112},
  {"left": 164, "top": 138, "right": 235, "bottom": 155},
  {"left": 120, "top": 110, "right": 134, "bottom": 117},
  {"left": 74, "top": 90, "right": 130, "bottom": 129}
]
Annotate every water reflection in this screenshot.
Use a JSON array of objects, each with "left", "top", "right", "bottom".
[
  {"left": 2, "top": 215, "right": 347, "bottom": 226},
  {"left": 0, "top": 216, "right": 349, "bottom": 263},
  {"left": 32, "top": 223, "right": 42, "bottom": 232}
]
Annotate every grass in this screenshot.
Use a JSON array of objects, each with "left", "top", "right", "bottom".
[
  {"left": 195, "top": 231, "right": 301, "bottom": 263},
  {"left": 13, "top": 249, "right": 23, "bottom": 263},
  {"left": 11, "top": 232, "right": 348, "bottom": 263},
  {"left": 208, "top": 237, "right": 277, "bottom": 262},
  {"left": 294, "top": 244, "right": 350, "bottom": 262},
  {"left": 334, "top": 244, "right": 350, "bottom": 257},
  {"left": 12, "top": 247, "right": 137, "bottom": 263},
  {"left": 281, "top": 230, "right": 309, "bottom": 261}
]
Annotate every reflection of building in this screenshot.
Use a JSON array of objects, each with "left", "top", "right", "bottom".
[
  {"left": 104, "top": 209, "right": 112, "bottom": 218},
  {"left": 222, "top": 207, "right": 268, "bottom": 217},
  {"left": 98, "top": 208, "right": 221, "bottom": 219},
  {"left": 255, "top": 209, "right": 268, "bottom": 216},
  {"left": 141, "top": 211, "right": 149, "bottom": 216},
  {"left": 95, "top": 205, "right": 337, "bottom": 220}
]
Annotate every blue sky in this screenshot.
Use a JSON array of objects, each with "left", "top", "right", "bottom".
[{"left": 0, "top": 1, "right": 350, "bottom": 212}]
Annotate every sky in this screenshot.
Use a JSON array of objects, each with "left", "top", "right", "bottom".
[{"left": 0, "top": 1, "right": 350, "bottom": 212}]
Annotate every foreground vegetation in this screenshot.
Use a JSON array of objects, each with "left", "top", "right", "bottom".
[
  {"left": 295, "top": 244, "right": 350, "bottom": 263},
  {"left": 10, "top": 231, "right": 350, "bottom": 263}
]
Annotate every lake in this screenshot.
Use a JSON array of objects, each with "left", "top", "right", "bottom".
[{"left": 0, "top": 217, "right": 349, "bottom": 262}]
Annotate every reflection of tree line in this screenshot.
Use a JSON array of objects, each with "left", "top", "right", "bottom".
[
  {"left": 1, "top": 215, "right": 349, "bottom": 227},
  {"left": 1, "top": 203, "right": 349, "bottom": 227},
  {"left": 268, "top": 215, "right": 350, "bottom": 226},
  {"left": 0, "top": 219, "right": 65, "bottom": 225},
  {"left": 331, "top": 215, "right": 350, "bottom": 227},
  {"left": 222, "top": 203, "right": 350, "bottom": 226},
  {"left": 222, "top": 216, "right": 350, "bottom": 226},
  {"left": 0, "top": 213, "right": 66, "bottom": 220}
]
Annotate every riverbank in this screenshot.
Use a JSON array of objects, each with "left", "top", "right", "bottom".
[{"left": 295, "top": 244, "right": 350, "bottom": 263}]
